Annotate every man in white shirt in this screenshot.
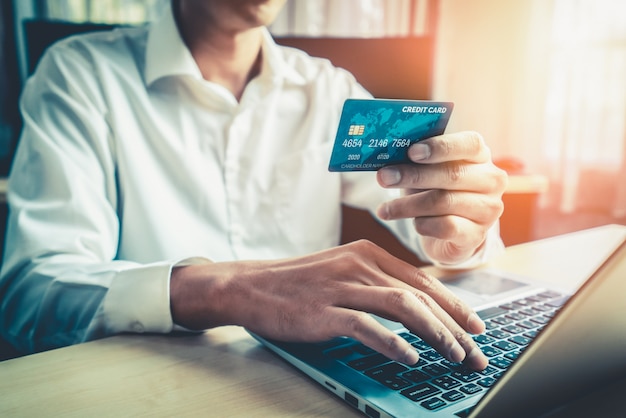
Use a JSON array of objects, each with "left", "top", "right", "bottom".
[{"left": 0, "top": 0, "right": 507, "bottom": 370}]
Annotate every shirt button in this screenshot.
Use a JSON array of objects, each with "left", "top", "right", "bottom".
[{"left": 131, "top": 321, "right": 144, "bottom": 333}]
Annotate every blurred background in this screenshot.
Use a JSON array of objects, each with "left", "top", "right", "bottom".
[{"left": 1, "top": 0, "right": 625, "bottom": 246}]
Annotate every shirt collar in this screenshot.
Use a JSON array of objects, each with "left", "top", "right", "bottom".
[
  {"left": 259, "top": 30, "right": 307, "bottom": 86},
  {"left": 144, "top": 2, "right": 202, "bottom": 86},
  {"left": 145, "top": 2, "right": 306, "bottom": 87}
]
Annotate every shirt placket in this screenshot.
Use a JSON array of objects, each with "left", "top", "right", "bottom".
[{"left": 223, "top": 107, "right": 252, "bottom": 259}]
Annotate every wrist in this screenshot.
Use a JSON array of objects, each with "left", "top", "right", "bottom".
[{"left": 170, "top": 262, "right": 230, "bottom": 330}]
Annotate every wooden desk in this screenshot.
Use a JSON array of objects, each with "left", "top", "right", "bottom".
[{"left": 1, "top": 225, "right": 625, "bottom": 417}]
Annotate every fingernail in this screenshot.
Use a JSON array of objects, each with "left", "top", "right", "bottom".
[
  {"left": 466, "top": 346, "right": 488, "bottom": 370},
  {"left": 468, "top": 313, "right": 485, "bottom": 334},
  {"left": 403, "top": 348, "right": 420, "bottom": 365},
  {"left": 376, "top": 203, "right": 389, "bottom": 220},
  {"left": 408, "top": 143, "right": 431, "bottom": 161},
  {"left": 449, "top": 343, "right": 466, "bottom": 363},
  {"left": 379, "top": 167, "right": 401, "bottom": 186}
]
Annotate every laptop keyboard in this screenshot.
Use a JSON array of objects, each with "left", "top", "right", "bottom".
[{"left": 323, "top": 290, "right": 569, "bottom": 413}]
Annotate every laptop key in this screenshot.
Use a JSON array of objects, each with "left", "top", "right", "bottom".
[
  {"left": 400, "top": 383, "right": 441, "bottom": 402},
  {"left": 530, "top": 316, "right": 551, "bottom": 325},
  {"left": 442, "top": 390, "right": 466, "bottom": 402},
  {"left": 411, "top": 357, "right": 429, "bottom": 368},
  {"left": 421, "top": 363, "right": 450, "bottom": 377},
  {"left": 326, "top": 347, "right": 354, "bottom": 359},
  {"left": 532, "top": 304, "right": 553, "bottom": 312},
  {"left": 498, "top": 303, "right": 517, "bottom": 310},
  {"left": 478, "top": 365, "right": 499, "bottom": 375},
  {"left": 421, "top": 396, "right": 448, "bottom": 410},
  {"left": 375, "top": 375, "right": 413, "bottom": 391},
  {"left": 489, "top": 357, "right": 513, "bottom": 369},
  {"left": 506, "top": 312, "right": 527, "bottom": 320},
  {"left": 451, "top": 369, "right": 481, "bottom": 383},
  {"left": 398, "top": 332, "right": 419, "bottom": 343},
  {"left": 411, "top": 340, "right": 432, "bottom": 351},
  {"left": 440, "top": 359, "right": 463, "bottom": 369},
  {"left": 525, "top": 294, "right": 548, "bottom": 302},
  {"left": 491, "top": 316, "right": 514, "bottom": 325},
  {"left": 477, "top": 306, "right": 508, "bottom": 320},
  {"left": 473, "top": 334, "right": 496, "bottom": 345},
  {"left": 484, "top": 321, "right": 499, "bottom": 331},
  {"left": 545, "top": 295, "right": 569, "bottom": 307},
  {"left": 487, "top": 330, "right": 511, "bottom": 339},
  {"left": 347, "top": 353, "right": 390, "bottom": 371},
  {"left": 422, "top": 350, "right": 444, "bottom": 362},
  {"left": 432, "top": 376, "right": 462, "bottom": 390},
  {"left": 493, "top": 341, "right": 518, "bottom": 352},
  {"left": 502, "top": 325, "right": 525, "bottom": 334},
  {"left": 520, "top": 308, "right": 542, "bottom": 316},
  {"left": 460, "top": 383, "right": 483, "bottom": 395},
  {"left": 476, "top": 376, "right": 497, "bottom": 388},
  {"left": 402, "top": 369, "right": 430, "bottom": 383},
  {"left": 512, "top": 299, "right": 533, "bottom": 307},
  {"left": 517, "top": 320, "right": 539, "bottom": 329},
  {"left": 365, "top": 362, "right": 409, "bottom": 379},
  {"left": 480, "top": 345, "right": 502, "bottom": 357},
  {"left": 509, "top": 335, "right": 531, "bottom": 346},
  {"left": 523, "top": 330, "right": 540, "bottom": 339}
]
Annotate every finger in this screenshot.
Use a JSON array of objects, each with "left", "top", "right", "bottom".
[
  {"left": 337, "top": 249, "right": 485, "bottom": 336},
  {"left": 409, "top": 131, "right": 492, "bottom": 164},
  {"left": 335, "top": 285, "right": 486, "bottom": 369},
  {"left": 412, "top": 214, "right": 487, "bottom": 247},
  {"left": 409, "top": 291, "right": 488, "bottom": 370},
  {"left": 378, "top": 160, "right": 505, "bottom": 192},
  {"left": 377, "top": 189, "right": 504, "bottom": 224},
  {"left": 328, "top": 241, "right": 485, "bottom": 334},
  {"left": 372, "top": 257, "right": 486, "bottom": 335},
  {"left": 416, "top": 220, "right": 490, "bottom": 264},
  {"left": 325, "top": 306, "right": 420, "bottom": 366}
]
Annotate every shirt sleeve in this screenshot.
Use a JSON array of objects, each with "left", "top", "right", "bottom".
[{"left": 0, "top": 41, "right": 196, "bottom": 355}]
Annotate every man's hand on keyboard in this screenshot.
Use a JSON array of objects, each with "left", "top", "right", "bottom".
[{"left": 170, "top": 240, "right": 489, "bottom": 371}]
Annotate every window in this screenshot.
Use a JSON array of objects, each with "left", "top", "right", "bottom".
[{"left": 542, "top": 0, "right": 626, "bottom": 214}]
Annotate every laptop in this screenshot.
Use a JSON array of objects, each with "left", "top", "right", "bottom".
[{"left": 249, "top": 236, "right": 626, "bottom": 418}]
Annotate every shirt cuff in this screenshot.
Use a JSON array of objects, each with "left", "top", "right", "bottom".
[
  {"left": 422, "top": 222, "right": 506, "bottom": 270},
  {"left": 103, "top": 257, "right": 212, "bottom": 335}
]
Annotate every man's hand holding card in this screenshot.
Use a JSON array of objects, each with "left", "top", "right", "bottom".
[{"left": 329, "top": 99, "right": 508, "bottom": 265}]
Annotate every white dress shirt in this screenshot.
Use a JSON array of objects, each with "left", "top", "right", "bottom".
[{"left": 0, "top": 4, "right": 504, "bottom": 353}]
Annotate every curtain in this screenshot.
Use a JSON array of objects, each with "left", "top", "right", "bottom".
[
  {"left": 540, "top": 0, "right": 626, "bottom": 217},
  {"left": 38, "top": 0, "right": 431, "bottom": 35},
  {"left": 270, "top": 0, "right": 433, "bottom": 37},
  {"left": 40, "top": 0, "right": 166, "bottom": 23},
  {"left": 434, "top": 0, "right": 626, "bottom": 220}
]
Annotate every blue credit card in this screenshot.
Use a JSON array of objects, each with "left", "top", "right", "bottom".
[{"left": 328, "top": 99, "right": 454, "bottom": 172}]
